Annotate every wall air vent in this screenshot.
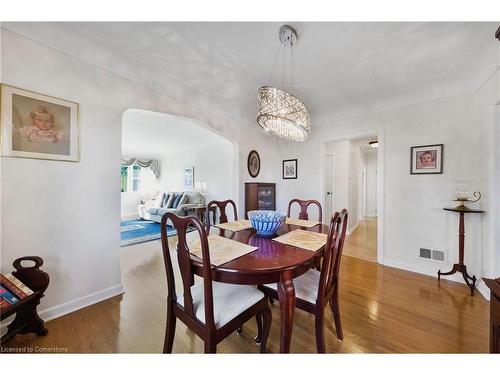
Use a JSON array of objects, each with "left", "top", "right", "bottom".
[
  {"left": 419, "top": 248, "right": 432, "bottom": 259},
  {"left": 419, "top": 248, "right": 446, "bottom": 262},
  {"left": 432, "top": 250, "right": 445, "bottom": 262}
]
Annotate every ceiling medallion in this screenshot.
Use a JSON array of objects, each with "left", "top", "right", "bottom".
[{"left": 257, "top": 25, "right": 311, "bottom": 142}]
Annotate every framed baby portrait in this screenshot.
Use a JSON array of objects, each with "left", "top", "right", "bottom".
[
  {"left": 410, "top": 144, "right": 443, "bottom": 174},
  {"left": 0, "top": 85, "right": 79, "bottom": 162}
]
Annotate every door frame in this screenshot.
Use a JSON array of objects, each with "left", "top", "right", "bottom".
[
  {"left": 324, "top": 153, "right": 334, "bottom": 222},
  {"left": 321, "top": 129, "right": 385, "bottom": 265}
]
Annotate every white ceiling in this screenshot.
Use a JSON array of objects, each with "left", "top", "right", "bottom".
[
  {"left": 122, "top": 109, "right": 233, "bottom": 157},
  {"left": 3, "top": 22, "right": 499, "bottom": 129}
]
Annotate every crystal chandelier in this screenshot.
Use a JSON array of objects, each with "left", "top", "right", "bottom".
[{"left": 257, "top": 25, "right": 311, "bottom": 142}]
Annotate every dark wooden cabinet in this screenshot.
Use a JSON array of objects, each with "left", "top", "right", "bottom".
[
  {"left": 245, "top": 183, "right": 276, "bottom": 218},
  {"left": 484, "top": 277, "right": 500, "bottom": 353}
]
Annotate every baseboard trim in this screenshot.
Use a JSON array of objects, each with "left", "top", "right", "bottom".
[
  {"left": 347, "top": 222, "right": 359, "bottom": 235},
  {"left": 0, "top": 284, "right": 125, "bottom": 332},
  {"left": 39, "top": 284, "right": 125, "bottom": 323},
  {"left": 477, "top": 279, "right": 490, "bottom": 301},
  {"left": 382, "top": 258, "right": 488, "bottom": 300}
]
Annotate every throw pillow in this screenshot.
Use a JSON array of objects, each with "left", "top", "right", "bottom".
[
  {"left": 161, "top": 193, "right": 170, "bottom": 207},
  {"left": 177, "top": 192, "right": 188, "bottom": 207},
  {"left": 153, "top": 192, "right": 165, "bottom": 208},
  {"left": 171, "top": 194, "right": 183, "bottom": 209},
  {"left": 165, "top": 193, "right": 176, "bottom": 208}
]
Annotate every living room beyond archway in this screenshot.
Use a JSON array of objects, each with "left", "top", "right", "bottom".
[{"left": 120, "top": 109, "right": 235, "bottom": 248}]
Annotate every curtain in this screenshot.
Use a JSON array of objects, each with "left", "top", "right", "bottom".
[{"left": 121, "top": 157, "right": 160, "bottom": 179}]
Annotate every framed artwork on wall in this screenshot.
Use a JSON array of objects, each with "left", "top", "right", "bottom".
[
  {"left": 184, "top": 166, "right": 194, "bottom": 188},
  {"left": 283, "top": 159, "right": 298, "bottom": 179},
  {"left": 247, "top": 150, "right": 260, "bottom": 178},
  {"left": 410, "top": 144, "right": 443, "bottom": 174},
  {"left": 0, "top": 84, "right": 79, "bottom": 162}
]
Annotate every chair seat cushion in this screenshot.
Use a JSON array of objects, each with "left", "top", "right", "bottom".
[
  {"left": 264, "top": 269, "right": 320, "bottom": 304},
  {"left": 177, "top": 281, "right": 265, "bottom": 328}
]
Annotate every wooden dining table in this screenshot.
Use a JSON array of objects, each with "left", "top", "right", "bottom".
[{"left": 190, "top": 222, "right": 328, "bottom": 353}]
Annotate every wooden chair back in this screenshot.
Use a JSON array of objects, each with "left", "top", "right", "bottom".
[
  {"left": 317, "top": 209, "right": 348, "bottom": 304},
  {"left": 287, "top": 199, "right": 323, "bottom": 222},
  {"left": 206, "top": 199, "right": 238, "bottom": 229},
  {"left": 161, "top": 213, "right": 216, "bottom": 329}
]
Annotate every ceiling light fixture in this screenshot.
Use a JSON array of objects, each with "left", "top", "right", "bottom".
[
  {"left": 257, "top": 25, "right": 311, "bottom": 142},
  {"left": 369, "top": 140, "right": 379, "bottom": 148}
]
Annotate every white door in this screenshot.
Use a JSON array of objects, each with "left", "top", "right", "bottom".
[
  {"left": 324, "top": 154, "right": 333, "bottom": 222},
  {"left": 365, "top": 152, "right": 378, "bottom": 217}
]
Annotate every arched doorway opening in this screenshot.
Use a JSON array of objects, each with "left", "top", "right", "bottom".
[{"left": 119, "top": 108, "right": 237, "bottom": 268}]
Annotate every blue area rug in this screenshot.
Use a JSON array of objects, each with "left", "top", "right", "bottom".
[{"left": 120, "top": 219, "right": 176, "bottom": 247}]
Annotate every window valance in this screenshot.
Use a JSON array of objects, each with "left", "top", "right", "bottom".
[{"left": 121, "top": 157, "right": 160, "bottom": 179}]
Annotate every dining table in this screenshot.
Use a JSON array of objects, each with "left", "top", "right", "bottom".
[{"left": 190, "top": 221, "right": 329, "bottom": 353}]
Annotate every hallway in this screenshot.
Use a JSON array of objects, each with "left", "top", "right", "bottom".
[{"left": 344, "top": 218, "right": 377, "bottom": 263}]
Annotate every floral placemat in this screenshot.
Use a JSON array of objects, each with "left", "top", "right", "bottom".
[
  {"left": 285, "top": 217, "right": 320, "bottom": 228},
  {"left": 273, "top": 229, "right": 327, "bottom": 252},
  {"left": 215, "top": 219, "right": 252, "bottom": 232},
  {"left": 189, "top": 234, "right": 257, "bottom": 266}
]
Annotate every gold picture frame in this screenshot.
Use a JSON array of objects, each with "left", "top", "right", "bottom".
[{"left": 0, "top": 84, "right": 79, "bottom": 162}]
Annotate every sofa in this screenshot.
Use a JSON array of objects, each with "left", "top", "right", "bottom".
[{"left": 138, "top": 191, "right": 203, "bottom": 223}]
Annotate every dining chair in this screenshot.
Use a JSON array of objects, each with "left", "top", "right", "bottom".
[
  {"left": 161, "top": 212, "right": 271, "bottom": 353},
  {"left": 261, "top": 209, "right": 348, "bottom": 353},
  {"left": 205, "top": 199, "right": 238, "bottom": 230},
  {"left": 287, "top": 199, "right": 323, "bottom": 222},
  {"left": 287, "top": 199, "right": 324, "bottom": 270}
]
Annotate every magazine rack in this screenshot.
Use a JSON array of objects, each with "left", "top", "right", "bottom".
[{"left": 1, "top": 256, "right": 50, "bottom": 343}]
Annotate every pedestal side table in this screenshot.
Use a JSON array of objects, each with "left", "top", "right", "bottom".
[{"left": 439, "top": 206, "right": 484, "bottom": 295}]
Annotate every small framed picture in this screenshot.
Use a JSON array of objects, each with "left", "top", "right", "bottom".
[
  {"left": 283, "top": 159, "right": 298, "bottom": 179},
  {"left": 410, "top": 144, "right": 443, "bottom": 174},
  {"left": 184, "top": 166, "right": 194, "bottom": 188},
  {"left": 247, "top": 150, "right": 260, "bottom": 178},
  {"left": 0, "top": 84, "right": 79, "bottom": 162}
]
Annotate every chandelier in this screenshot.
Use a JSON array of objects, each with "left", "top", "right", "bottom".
[{"left": 257, "top": 25, "right": 311, "bottom": 142}]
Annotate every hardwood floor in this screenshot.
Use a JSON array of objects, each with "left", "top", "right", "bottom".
[
  {"left": 343, "top": 218, "right": 377, "bottom": 263},
  {"left": 2, "top": 228, "right": 489, "bottom": 353}
]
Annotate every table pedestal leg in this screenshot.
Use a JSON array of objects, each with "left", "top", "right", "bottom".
[
  {"left": 438, "top": 211, "right": 476, "bottom": 295},
  {"left": 277, "top": 271, "right": 295, "bottom": 353},
  {"left": 438, "top": 264, "right": 476, "bottom": 296}
]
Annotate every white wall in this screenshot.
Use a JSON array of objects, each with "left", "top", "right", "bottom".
[
  {"left": 0, "top": 28, "right": 276, "bottom": 321},
  {"left": 284, "top": 67, "right": 500, "bottom": 293}
]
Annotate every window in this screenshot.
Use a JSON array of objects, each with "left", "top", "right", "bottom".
[
  {"left": 132, "top": 165, "right": 141, "bottom": 192},
  {"left": 121, "top": 165, "right": 155, "bottom": 192},
  {"left": 121, "top": 166, "right": 128, "bottom": 192}
]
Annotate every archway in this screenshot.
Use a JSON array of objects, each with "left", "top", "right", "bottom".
[{"left": 119, "top": 108, "right": 238, "bottom": 251}]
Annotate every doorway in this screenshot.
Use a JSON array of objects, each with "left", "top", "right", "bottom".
[{"left": 323, "top": 136, "right": 380, "bottom": 263}]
